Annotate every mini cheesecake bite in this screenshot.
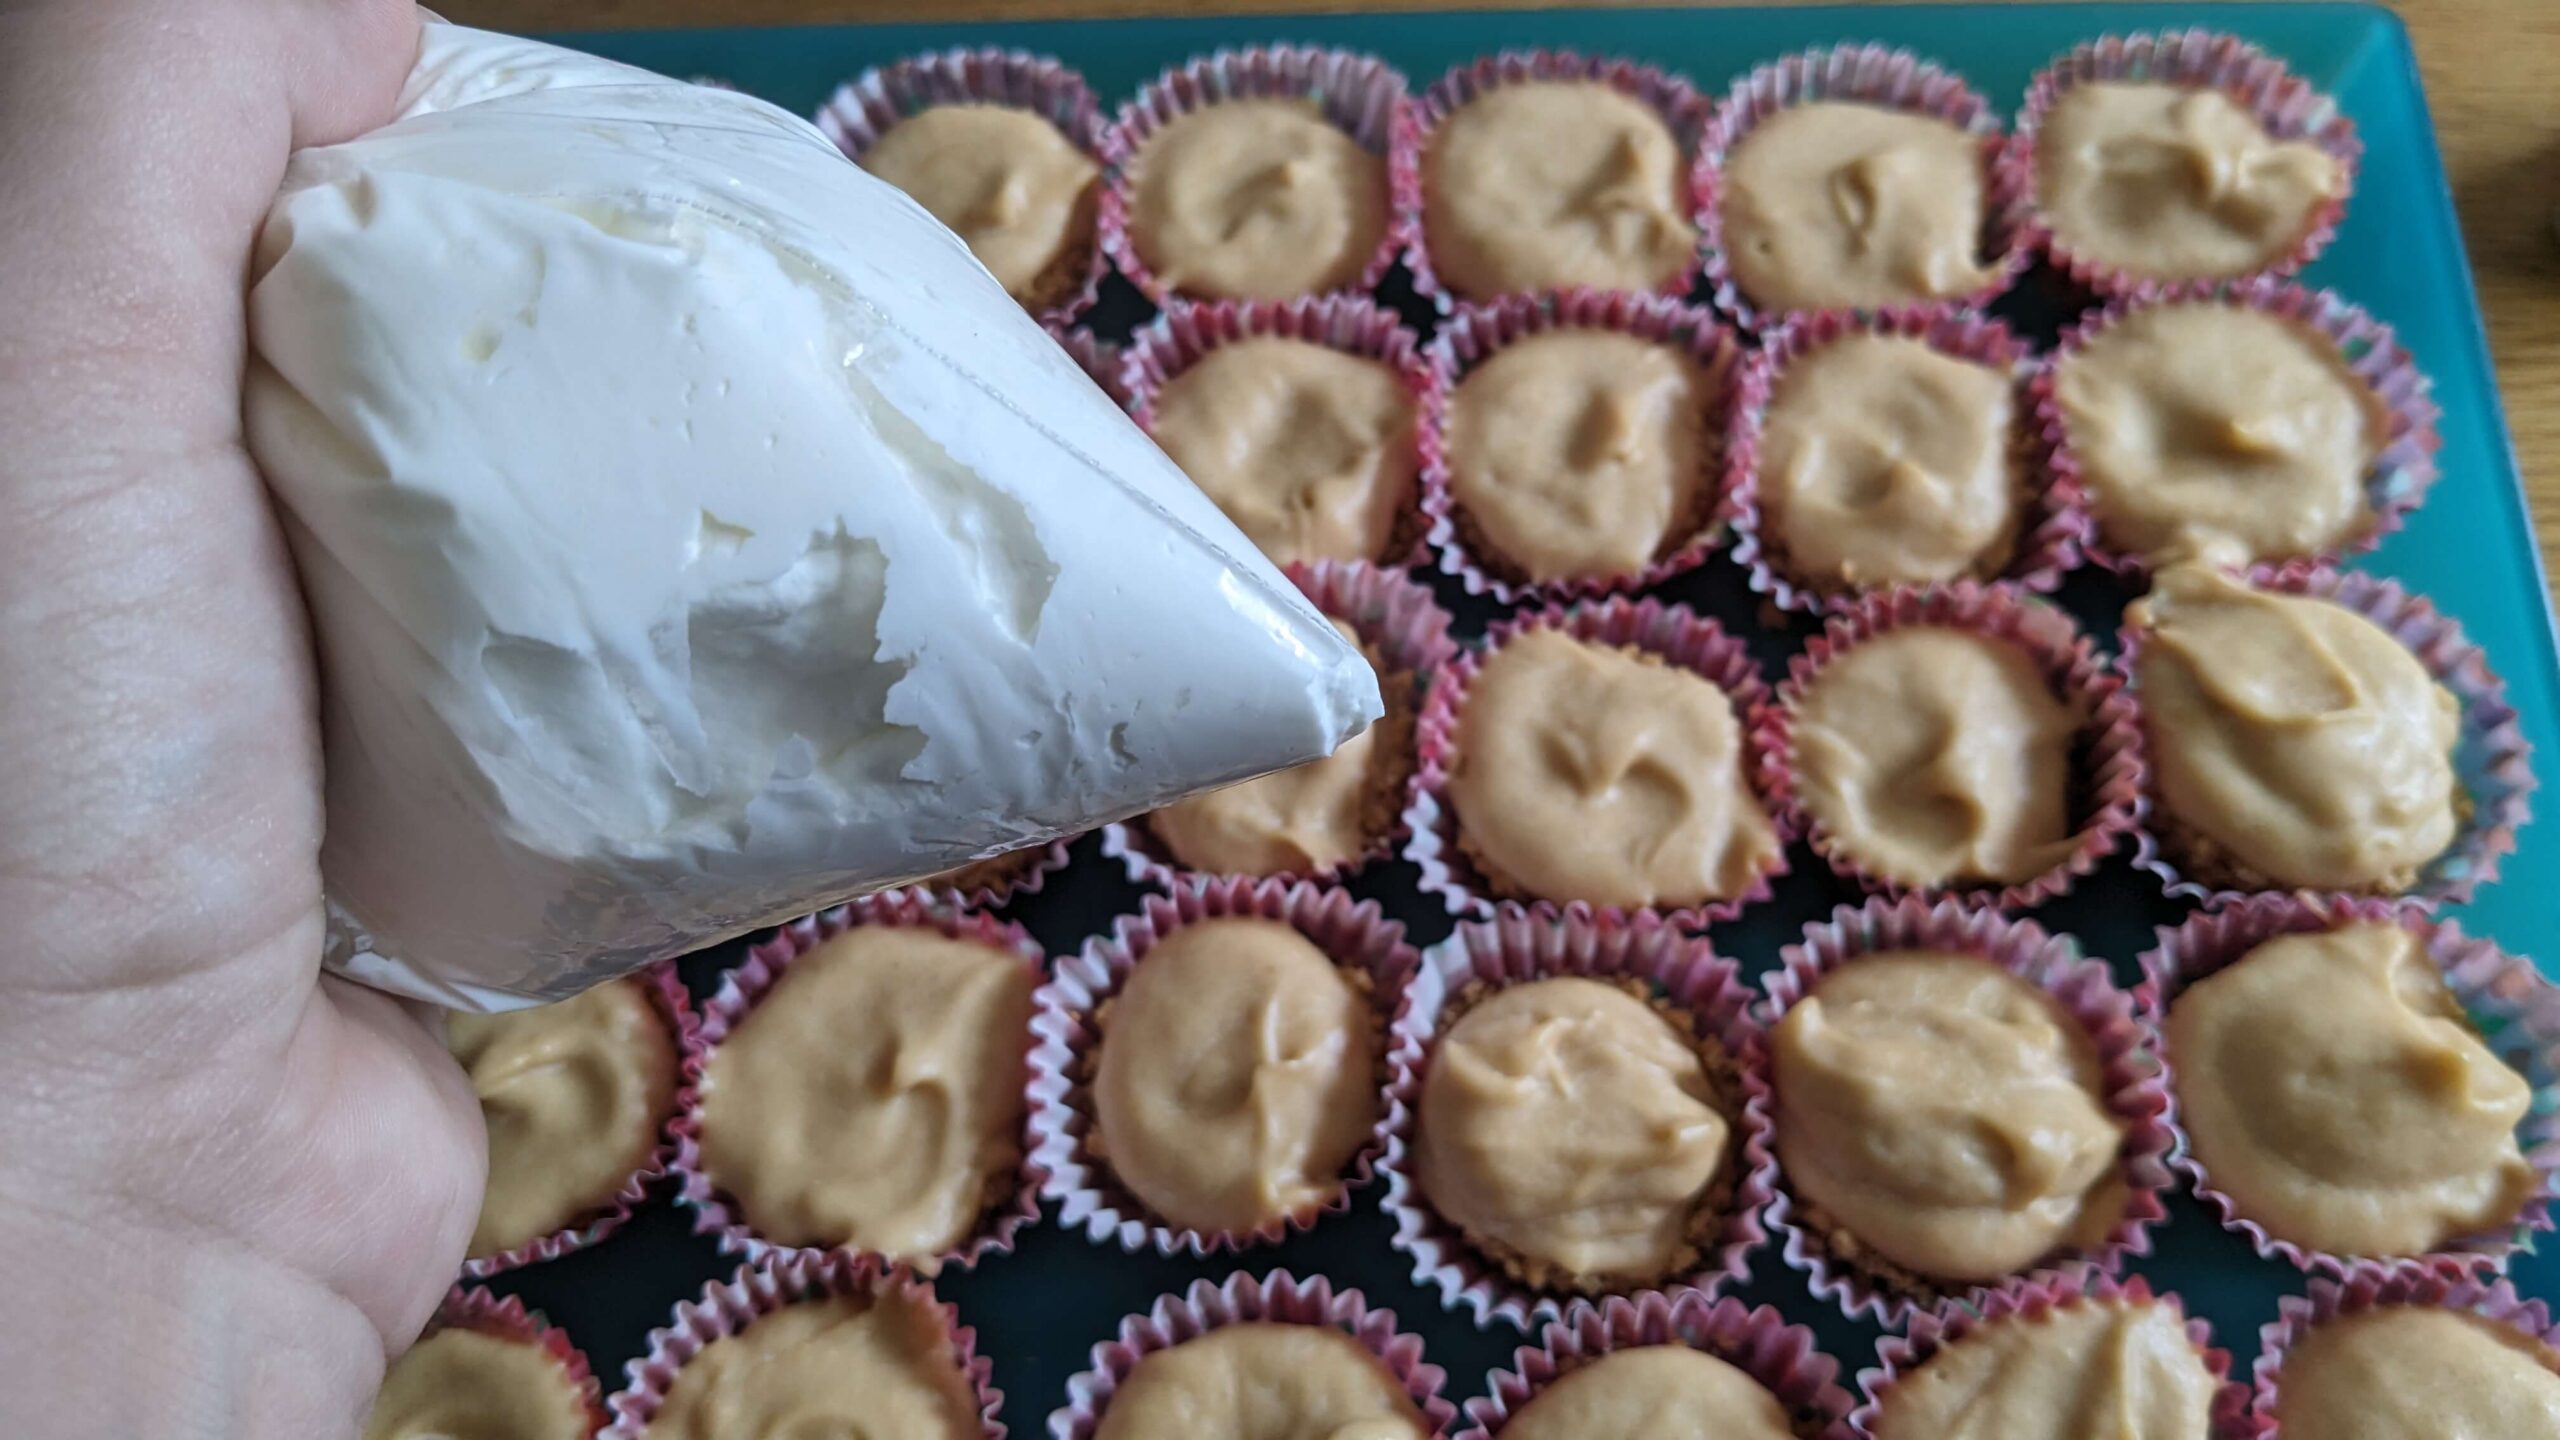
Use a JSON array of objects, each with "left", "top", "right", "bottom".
[
  {"left": 1092, "top": 917, "right": 1382, "bottom": 1235},
  {"left": 1094, "top": 1322, "right": 1430, "bottom": 1440},
  {"left": 1871, "top": 1295, "right": 2221, "bottom": 1440},
  {"left": 2165, "top": 922, "right": 2535, "bottom": 1258},
  {"left": 1756, "top": 332, "right": 2019, "bottom": 592},
  {"left": 643, "top": 1289, "right": 981, "bottom": 1440},
  {"left": 1721, "top": 101, "right": 1999, "bottom": 314},
  {"left": 1445, "top": 627, "right": 1780, "bottom": 912},
  {"left": 2125, "top": 564, "right": 2461, "bottom": 893},
  {"left": 365, "top": 1326, "right": 593, "bottom": 1440},
  {"left": 857, "top": 102, "right": 1100, "bottom": 308},
  {"left": 2056, "top": 302, "right": 2386, "bottom": 568},
  {"left": 694, "top": 925, "right": 1037, "bottom": 1261},
  {"left": 1126, "top": 97, "right": 1390, "bottom": 300},
  {"left": 1424, "top": 79, "right": 1698, "bottom": 298},
  {"left": 2272, "top": 1305, "right": 2560, "bottom": 1438},
  {"left": 1495, "top": 1346, "right": 1796, "bottom": 1440},
  {"left": 1414, "top": 976, "right": 1738, "bottom": 1291},
  {"left": 447, "top": 973, "right": 679, "bottom": 1261},
  {"left": 1148, "top": 338, "right": 1419, "bottom": 567},
  {"left": 2037, "top": 80, "right": 2344, "bottom": 283},
  {"left": 1770, "top": 950, "right": 2127, "bottom": 1288}
]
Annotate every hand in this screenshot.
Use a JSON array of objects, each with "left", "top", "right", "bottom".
[{"left": 0, "top": 4, "right": 484, "bottom": 1436}]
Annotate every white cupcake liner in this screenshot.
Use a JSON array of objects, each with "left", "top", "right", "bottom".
[
  {"left": 429, "top": 1285, "right": 606, "bottom": 1437},
  {"left": 2253, "top": 1264, "right": 2560, "bottom": 1433},
  {"left": 1455, "top": 1292, "right": 1857, "bottom": 1440}
]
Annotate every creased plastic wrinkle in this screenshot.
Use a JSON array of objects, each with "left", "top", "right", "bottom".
[{"left": 243, "top": 23, "right": 1379, "bottom": 1010}]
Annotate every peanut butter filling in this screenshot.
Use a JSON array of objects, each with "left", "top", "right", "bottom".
[
  {"left": 2037, "top": 81, "right": 2344, "bottom": 282},
  {"left": 1870, "top": 1298, "right": 2219, "bottom": 1440},
  {"left": 365, "top": 1328, "right": 591, "bottom": 1440},
  {"left": 1759, "top": 332, "right": 2018, "bottom": 590},
  {"left": 447, "top": 973, "right": 678, "bottom": 1260},
  {"left": 696, "top": 927, "right": 1035, "bottom": 1261},
  {"left": 644, "top": 1291, "right": 981, "bottom": 1440},
  {"left": 1722, "top": 101, "right": 1999, "bottom": 312},
  {"left": 1149, "top": 338, "right": 1417, "bottom": 567},
  {"left": 1447, "top": 629, "right": 1780, "bottom": 910},
  {"left": 1415, "top": 977, "right": 1732, "bottom": 1286},
  {"left": 1128, "top": 98, "right": 1389, "bottom": 300},
  {"left": 2056, "top": 302, "right": 2384, "bottom": 567},
  {"left": 1771, "top": 950, "right": 2126, "bottom": 1284},
  {"left": 2273, "top": 1306, "right": 2560, "bottom": 1439},
  {"left": 1496, "top": 1346, "right": 1795, "bottom": 1440},
  {"left": 2167, "top": 922, "right": 2534, "bottom": 1257},
  {"left": 1095, "top": 1323, "right": 1428, "bottom": 1440},
  {"left": 2126, "top": 564, "right": 2459, "bottom": 891},
  {"left": 1791, "top": 626, "right": 2081, "bottom": 889},
  {"left": 858, "top": 103, "right": 1099, "bottom": 306},
  {"left": 1424, "top": 80, "right": 1697, "bottom": 299},
  {"left": 1092, "top": 918, "right": 1379, "bottom": 1235},
  {"left": 1446, "top": 330, "right": 1715, "bottom": 584}
]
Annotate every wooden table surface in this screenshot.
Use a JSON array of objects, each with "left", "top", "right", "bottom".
[{"left": 443, "top": 0, "right": 2560, "bottom": 591}]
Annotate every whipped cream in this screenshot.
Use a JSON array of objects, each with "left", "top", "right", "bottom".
[{"left": 245, "top": 24, "right": 1379, "bottom": 1008}]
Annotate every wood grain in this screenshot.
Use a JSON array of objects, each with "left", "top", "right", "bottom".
[{"left": 438, "top": 0, "right": 2560, "bottom": 588}]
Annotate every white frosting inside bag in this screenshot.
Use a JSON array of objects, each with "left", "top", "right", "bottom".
[{"left": 245, "top": 25, "right": 1378, "bottom": 1008}]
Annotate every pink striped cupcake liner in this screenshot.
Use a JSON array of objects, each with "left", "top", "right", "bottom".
[
  {"left": 816, "top": 50, "right": 1110, "bottom": 325},
  {"left": 2010, "top": 29, "right": 2361, "bottom": 298},
  {"left": 1853, "top": 1266, "right": 2256, "bottom": 1438},
  {"left": 1697, "top": 44, "right": 2024, "bottom": 333},
  {"left": 2253, "top": 1265, "right": 2560, "bottom": 1433},
  {"left": 2032, "top": 278, "right": 2440, "bottom": 578},
  {"left": 462, "top": 962, "right": 698, "bottom": 1279},
  {"left": 1099, "top": 46, "right": 1416, "bottom": 306},
  {"left": 1757, "top": 897, "right": 2175, "bottom": 1328},
  {"left": 1456, "top": 1293, "right": 1856, "bottom": 1440},
  {"left": 1729, "top": 308, "right": 2083, "bottom": 613},
  {"left": 1421, "top": 290, "right": 1747, "bottom": 603},
  {"left": 670, "top": 894, "right": 1047, "bottom": 1276},
  {"left": 1103, "top": 558, "right": 1456, "bottom": 891},
  {"left": 891, "top": 837, "right": 1077, "bottom": 912},
  {"left": 1050, "top": 1269, "right": 1454, "bottom": 1440},
  {"left": 1378, "top": 907, "right": 1777, "bottom": 1331},
  {"left": 1047, "top": 320, "right": 1127, "bottom": 408},
  {"left": 1405, "top": 595, "right": 1791, "bottom": 928},
  {"left": 1756, "top": 581, "right": 2141, "bottom": 910},
  {"left": 1117, "top": 294, "right": 1433, "bottom": 570},
  {"left": 2136, "top": 894, "right": 2560, "bottom": 1277},
  {"left": 1027, "top": 876, "right": 1421, "bottom": 1256},
  {"left": 1408, "top": 51, "right": 1714, "bottom": 305},
  {"left": 426, "top": 1286, "right": 606, "bottom": 1437},
  {"left": 2121, "top": 560, "right": 2534, "bottom": 908},
  {"left": 605, "top": 1254, "right": 1002, "bottom": 1440}
]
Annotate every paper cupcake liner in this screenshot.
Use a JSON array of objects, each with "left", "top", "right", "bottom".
[
  {"left": 1696, "top": 44, "right": 2024, "bottom": 333},
  {"left": 2122, "top": 560, "right": 2534, "bottom": 907},
  {"left": 816, "top": 50, "right": 1110, "bottom": 326},
  {"left": 429, "top": 1285, "right": 606, "bottom": 1437},
  {"left": 670, "top": 895, "right": 1047, "bottom": 1276},
  {"left": 1852, "top": 1265, "right": 2255, "bottom": 1438},
  {"left": 1027, "top": 876, "right": 1421, "bottom": 1256},
  {"left": 2136, "top": 894, "right": 2560, "bottom": 1277},
  {"left": 1420, "top": 290, "right": 1747, "bottom": 603},
  {"left": 604, "top": 1255, "right": 1003, "bottom": 1440},
  {"left": 1378, "top": 907, "right": 1778, "bottom": 1331},
  {"left": 1118, "top": 294, "right": 1434, "bottom": 570},
  {"left": 461, "top": 962, "right": 698, "bottom": 1279},
  {"left": 1051, "top": 1269, "right": 1454, "bottom": 1440},
  {"left": 2252, "top": 1264, "right": 2560, "bottom": 1431},
  {"left": 1407, "top": 51, "right": 1714, "bottom": 306},
  {"left": 1046, "top": 321, "right": 1128, "bottom": 409},
  {"left": 1098, "top": 46, "right": 1416, "bottom": 307},
  {"left": 1757, "top": 897, "right": 2175, "bottom": 1328},
  {"left": 891, "top": 838, "right": 1077, "bottom": 912},
  {"left": 1729, "top": 309, "right": 2083, "bottom": 613},
  {"left": 1756, "top": 582, "right": 2140, "bottom": 909},
  {"left": 2032, "top": 277, "right": 2440, "bottom": 578},
  {"left": 1103, "top": 558, "right": 1456, "bottom": 891},
  {"left": 2009, "top": 28, "right": 2361, "bottom": 298},
  {"left": 1405, "top": 595, "right": 1792, "bottom": 927},
  {"left": 1456, "top": 1292, "right": 1857, "bottom": 1440}
]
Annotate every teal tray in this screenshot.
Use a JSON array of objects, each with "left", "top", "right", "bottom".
[{"left": 490, "top": 5, "right": 2559, "bottom": 1429}]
